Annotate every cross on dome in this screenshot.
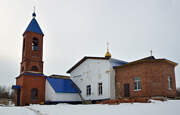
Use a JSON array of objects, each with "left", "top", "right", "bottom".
[
  {"left": 105, "top": 42, "right": 111, "bottom": 58},
  {"left": 32, "top": 6, "right": 36, "bottom": 18}
]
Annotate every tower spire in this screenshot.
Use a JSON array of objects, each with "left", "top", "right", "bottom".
[
  {"left": 105, "top": 42, "right": 111, "bottom": 58},
  {"left": 24, "top": 8, "right": 44, "bottom": 35},
  {"left": 32, "top": 6, "right": 36, "bottom": 18}
]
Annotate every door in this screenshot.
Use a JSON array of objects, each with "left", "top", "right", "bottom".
[
  {"left": 17, "top": 89, "right": 21, "bottom": 106},
  {"left": 124, "top": 84, "right": 130, "bottom": 97}
]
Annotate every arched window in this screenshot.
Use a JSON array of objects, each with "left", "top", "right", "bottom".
[
  {"left": 134, "top": 77, "right": 141, "bottom": 91},
  {"left": 31, "top": 88, "right": 38, "bottom": 100},
  {"left": 31, "top": 66, "right": 38, "bottom": 71},
  {"left": 32, "top": 37, "right": 39, "bottom": 51}
]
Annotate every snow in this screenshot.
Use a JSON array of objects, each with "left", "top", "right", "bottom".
[
  {"left": 0, "top": 100, "right": 180, "bottom": 115},
  {"left": 0, "top": 106, "right": 36, "bottom": 115}
]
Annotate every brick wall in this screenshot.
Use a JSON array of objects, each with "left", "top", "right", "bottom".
[
  {"left": 115, "top": 61, "right": 176, "bottom": 98},
  {"left": 16, "top": 74, "right": 46, "bottom": 106},
  {"left": 21, "top": 32, "right": 44, "bottom": 73}
]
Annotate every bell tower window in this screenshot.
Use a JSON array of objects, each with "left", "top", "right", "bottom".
[
  {"left": 31, "top": 66, "right": 38, "bottom": 71},
  {"left": 32, "top": 37, "right": 39, "bottom": 51},
  {"left": 23, "top": 39, "right": 26, "bottom": 53},
  {"left": 21, "top": 67, "right": 24, "bottom": 72}
]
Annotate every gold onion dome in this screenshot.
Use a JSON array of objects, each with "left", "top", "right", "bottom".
[
  {"left": 105, "top": 50, "right": 111, "bottom": 58},
  {"left": 105, "top": 42, "right": 111, "bottom": 58}
]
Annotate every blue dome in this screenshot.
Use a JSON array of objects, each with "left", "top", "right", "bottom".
[{"left": 32, "top": 12, "right": 36, "bottom": 18}]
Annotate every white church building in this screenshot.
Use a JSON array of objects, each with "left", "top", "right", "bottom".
[
  {"left": 66, "top": 52, "right": 127, "bottom": 101},
  {"left": 44, "top": 50, "right": 127, "bottom": 103}
]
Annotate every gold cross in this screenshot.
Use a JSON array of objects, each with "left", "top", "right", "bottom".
[
  {"left": 150, "top": 50, "right": 152, "bottom": 56},
  {"left": 106, "top": 42, "right": 109, "bottom": 51}
]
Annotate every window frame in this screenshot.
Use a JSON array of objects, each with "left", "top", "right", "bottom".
[
  {"left": 168, "top": 76, "right": 173, "bottom": 90},
  {"left": 133, "top": 77, "right": 141, "bottom": 91},
  {"left": 98, "top": 82, "right": 103, "bottom": 95},
  {"left": 86, "top": 85, "right": 91, "bottom": 96},
  {"left": 31, "top": 66, "right": 38, "bottom": 71},
  {"left": 31, "top": 88, "right": 38, "bottom": 100},
  {"left": 32, "top": 37, "right": 39, "bottom": 51}
]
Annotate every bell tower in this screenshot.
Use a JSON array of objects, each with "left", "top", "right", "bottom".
[
  {"left": 21, "top": 11, "right": 44, "bottom": 74},
  {"left": 13, "top": 11, "right": 46, "bottom": 106}
]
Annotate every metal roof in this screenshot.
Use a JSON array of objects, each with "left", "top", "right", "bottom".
[
  {"left": 24, "top": 18, "right": 44, "bottom": 35},
  {"left": 66, "top": 56, "right": 127, "bottom": 73},
  {"left": 47, "top": 77, "right": 80, "bottom": 93},
  {"left": 113, "top": 56, "right": 178, "bottom": 69},
  {"left": 23, "top": 72, "right": 45, "bottom": 76},
  {"left": 12, "top": 85, "right": 21, "bottom": 90},
  {"left": 66, "top": 56, "right": 109, "bottom": 73},
  {"left": 110, "top": 58, "right": 128, "bottom": 65}
]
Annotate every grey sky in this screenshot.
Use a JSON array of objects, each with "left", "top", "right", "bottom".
[{"left": 0, "top": 0, "right": 180, "bottom": 87}]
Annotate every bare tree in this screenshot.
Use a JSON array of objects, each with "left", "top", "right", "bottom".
[{"left": 0, "top": 85, "right": 14, "bottom": 99}]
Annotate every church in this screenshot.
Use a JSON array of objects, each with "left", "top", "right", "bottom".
[{"left": 12, "top": 12, "right": 178, "bottom": 106}]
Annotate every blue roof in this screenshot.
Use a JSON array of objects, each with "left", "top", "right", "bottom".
[
  {"left": 110, "top": 58, "right": 128, "bottom": 65},
  {"left": 23, "top": 72, "right": 46, "bottom": 76},
  {"left": 12, "top": 85, "right": 21, "bottom": 90},
  {"left": 24, "top": 18, "right": 44, "bottom": 35},
  {"left": 47, "top": 77, "right": 80, "bottom": 93}
]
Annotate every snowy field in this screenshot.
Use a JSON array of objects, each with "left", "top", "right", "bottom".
[{"left": 0, "top": 100, "right": 180, "bottom": 115}]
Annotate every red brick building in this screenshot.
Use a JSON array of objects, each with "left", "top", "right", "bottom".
[
  {"left": 114, "top": 56, "right": 177, "bottom": 99},
  {"left": 12, "top": 12, "right": 46, "bottom": 106}
]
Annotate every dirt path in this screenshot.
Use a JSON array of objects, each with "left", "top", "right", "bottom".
[{"left": 25, "top": 106, "right": 48, "bottom": 115}]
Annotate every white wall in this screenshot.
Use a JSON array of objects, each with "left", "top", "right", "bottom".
[
  {"left": 45, "top": 80, "right": 81, "bottom": 102},
  {"left": 70, "top": 59, "right": 112, "bottom": 100}
]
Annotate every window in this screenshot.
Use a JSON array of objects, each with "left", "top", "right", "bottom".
[
  {"left": 32, "top": 37, "right": 39, "bottom": 51},
  {"left": 21, "top": 67, "right": 24, "bottom": 72},
  {"left": 23, "top": 38, "right": 26, "bottom": 53},
  {"left": 168, "top": 77, "right": 173, "bottom": 90},
  {"left": 98, "top": 83, "right": 103, "bottom": 95},
  {"left": 134, "top": 77, "right": 141, "bottom": 91},
  {"left": 31, "top": 66, "right": 38, "bottom": 71},
  {"left": 31, "top": 88, "right": 38, "bottom": 100},
  {"left": 86, "top": 85, "right": 91, "bottom": 96}
]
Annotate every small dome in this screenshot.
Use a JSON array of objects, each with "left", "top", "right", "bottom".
[
  {"left": 32, "top": 12, "right": 36, "bottom": 18},
  {"left": 105, "top": 50, "right": 111, "bottom": 58}
]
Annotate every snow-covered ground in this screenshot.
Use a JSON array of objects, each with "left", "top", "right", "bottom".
[{"left": 0, "top": 100, "right": 180, "bottom": 115}]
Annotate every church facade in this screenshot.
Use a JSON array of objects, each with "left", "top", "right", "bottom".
[
  {"left": 66, "top": 56, "right": 127, "bottom": 101},
  {"left": 12, "top": 12, "right": 178, "bottom": 106}
]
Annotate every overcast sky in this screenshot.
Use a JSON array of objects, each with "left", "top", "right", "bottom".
[{"left": 0, "top": 0, "right": 180, "bottom": 88}]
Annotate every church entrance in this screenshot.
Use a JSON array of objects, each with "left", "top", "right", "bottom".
[
  {"left": 12, "top": 85, "right": 21, "bottom": 106},
  {"left": 16, "top": 89, "right": 21, "bottom": 106}
]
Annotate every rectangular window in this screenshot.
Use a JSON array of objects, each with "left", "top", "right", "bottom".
[
  {"left": 134, "top": 77, "right": 141, "bottom": 91},
  {"left": 168, "top": 77, "right": 173, "bottom": 90},
  {"left": 98, "top": 83, "right": 103, "bottom": 95},
  {"left": 86, "top": 85, "right": 91, "bottom": 96},
  {"left": 31, "top": 88, "right": 38, "bottom": 100},
  {"left": 23, "top": 38, "right": 26, "bottom": 53}
]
